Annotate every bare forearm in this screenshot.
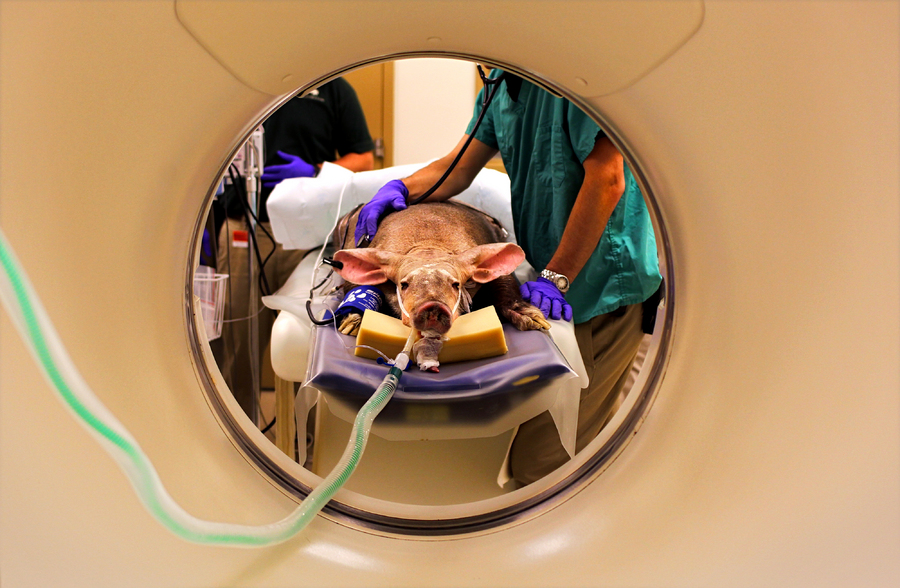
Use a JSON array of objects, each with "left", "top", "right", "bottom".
[
  {"left": 401, "top": 157, "right": 469, "bottom": 202},
  {"left": 402, "top": 135, "right": 498, "bottom": 202},
  {"left": 545, "top": 186, "right": 620, "bottom": 280},
  {"left": 544, "top": 138, "right": 625, "bottom": 281},
  {"left": 332, "top": 151, "right": 375, "bottom": 173}
]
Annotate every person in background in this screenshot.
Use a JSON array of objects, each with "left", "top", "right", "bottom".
[
  {"left": 354, "top": 69, "right": 661, "bottom": 486},
  {"left": 215, "top": 77, "right": 375, "bottom": 421}
]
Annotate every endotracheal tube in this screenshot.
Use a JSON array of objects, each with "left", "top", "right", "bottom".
[{"left": 0, "top": 228, "right": 412, "bottom": 547}]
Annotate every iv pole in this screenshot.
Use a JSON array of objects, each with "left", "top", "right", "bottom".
[{"left": 241, "top": 126, "right": 265, "bottom": 426}]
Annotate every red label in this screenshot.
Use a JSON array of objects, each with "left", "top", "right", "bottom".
[{"left": 232, "top": 230, "right": 249, "bottom": 248}]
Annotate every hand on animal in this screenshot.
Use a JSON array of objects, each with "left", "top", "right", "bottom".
[
  {"left": 521, "top": 277, "right": 573, "bottom": 321},
  {"left": 354, "top": 179, "right": 409, "bottom": 245},
  {"left": 261, "top": 150, "right": 316, "bottom": 188}
]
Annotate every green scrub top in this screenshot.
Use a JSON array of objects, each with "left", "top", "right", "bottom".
[{"left": 466, "top": 70, "right": 661, "bottom": 323}]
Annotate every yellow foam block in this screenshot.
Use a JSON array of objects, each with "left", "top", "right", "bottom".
[
  {"left": 436, "top": 306, "right": 508, "bottom": 363},
  {"left": 354, "top": 309, "right": 411, "bottom": 361},
  {"left": 354, "top": 306, "right": 508, "bottom": 364}
]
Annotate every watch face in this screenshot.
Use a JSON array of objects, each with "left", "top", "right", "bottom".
[{"left": 542, "top": 269, "right": 569, "bottom": 291}]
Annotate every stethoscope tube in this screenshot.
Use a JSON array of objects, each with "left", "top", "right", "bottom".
[{"left": 408, "top": 65, "right": 508, "bottom": 206}]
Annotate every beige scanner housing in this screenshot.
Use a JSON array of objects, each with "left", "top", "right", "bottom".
[{"left": 1, "top": 2, "right": 898, "bottom": 587}]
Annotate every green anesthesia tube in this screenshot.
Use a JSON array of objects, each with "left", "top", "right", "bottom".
[{"left": 0, "top": 228, "right": 410, "bottom": 547}]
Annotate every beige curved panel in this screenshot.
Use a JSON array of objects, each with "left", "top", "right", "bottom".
[
  {"left": 0, "top": 0, "right": 302, "bottom": 582},
  {"left": 175, "top": 0, "right": 704, "bottom": 98},
  {"left": 1, "top": 1, "right": 898, "bottom": 587}
]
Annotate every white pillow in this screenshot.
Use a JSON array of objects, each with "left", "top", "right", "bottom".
[{"left": 265, "top": 161, "right": 516, "bottom": 250}]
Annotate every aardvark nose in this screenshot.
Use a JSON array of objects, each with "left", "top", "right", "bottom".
[{"left": 412, "top": 301, "right": 452, "bottom": 334}]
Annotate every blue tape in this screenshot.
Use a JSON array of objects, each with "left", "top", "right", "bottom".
[{"left": 376, "top": 356, "right": 411, "bottom": 370}]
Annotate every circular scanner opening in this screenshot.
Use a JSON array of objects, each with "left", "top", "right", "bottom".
[{"left": 188, "top": 56, "right": 673, "bottom": 537}]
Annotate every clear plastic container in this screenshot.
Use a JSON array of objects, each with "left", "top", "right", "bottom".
[{"left": 193, "top": 266, "right": 228, "bottom": 341}]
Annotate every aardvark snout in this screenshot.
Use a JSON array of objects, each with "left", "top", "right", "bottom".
[{"left": 412, "top": 301, "right": 453, "bottom": 334}]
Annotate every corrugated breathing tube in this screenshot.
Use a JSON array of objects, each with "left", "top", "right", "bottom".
[{"left": 0, "top": 228, "right": 411, "bottom": 546}]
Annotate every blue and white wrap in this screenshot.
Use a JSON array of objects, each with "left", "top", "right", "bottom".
[{"left": 333, "top": 285, "right": 383, "bottom": 319}]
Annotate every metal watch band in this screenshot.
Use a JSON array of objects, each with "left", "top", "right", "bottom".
[{"left": 540, "top": 269, "right": 570, "bottom": 293}]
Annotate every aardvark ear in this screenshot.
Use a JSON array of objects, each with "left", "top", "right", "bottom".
[
  {"left": 457, "top": 243, "right": 525, "bottom": 283},
  {"left": 333, "top": 249, "right": 400, "bottom": 285}
]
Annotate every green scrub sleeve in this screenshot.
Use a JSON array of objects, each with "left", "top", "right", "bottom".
[{"left": 566, "top": 104, "right": 605, "bottom": 163}]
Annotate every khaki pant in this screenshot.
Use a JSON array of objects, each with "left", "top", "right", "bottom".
[
  {"left": 509, "top": 302, "right": 645, "bottom": 486},
  {"left": 213, "top": 218, "right": 307, "bottom": 420}
]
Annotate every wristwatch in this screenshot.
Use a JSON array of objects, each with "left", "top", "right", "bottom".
[{"left": 540, "top": 269, "right": 570, "bottom": 293}]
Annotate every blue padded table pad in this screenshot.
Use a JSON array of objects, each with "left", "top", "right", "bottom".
[{"left": 305, "top": 322, "right": 575, "bottom": 434}]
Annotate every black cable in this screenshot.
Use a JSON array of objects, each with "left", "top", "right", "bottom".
[
  {"left": 408, "top": 66, "right": 508, "bottom": 206},
  {"left": 340, "top": 204, "right": 363, "bottom": 249},
  {"left": 227, "top": 166, "right": 275, "bottom": 299},
  {"left": 313, "top": 268, "right": 338, "bottom": 291},
  {"left": 299, "top": 244, "right": 333, "bottom": 323},
  {"left": 261, "top": 416, "right": 276, "bottom": 434},
  {"left": 306, "top": 299, "right": 334, "bottom": 326},
  {"left": 228, "top": 165, "right": 273, "bottom": 269},
  {"left": 305, "top": 258, "right": 344, "bottom": 326},
  {"left": 232, "top": 167, "right": 279, "bottom": 262},
  {"left": 305, "top": 210, "right": 357, "bottom": 326}
]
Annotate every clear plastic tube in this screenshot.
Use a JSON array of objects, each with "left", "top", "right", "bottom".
[{"left": 0, "top": 228, "right": 405, "bottom": 546}]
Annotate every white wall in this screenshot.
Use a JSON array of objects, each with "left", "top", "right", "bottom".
[{"left": 392, "top": 58, "right": 476, "bottom": 165}]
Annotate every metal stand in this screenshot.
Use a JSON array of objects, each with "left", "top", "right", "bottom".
[{"left": 238, "top": 126, "right": 265, "bottom": 425}]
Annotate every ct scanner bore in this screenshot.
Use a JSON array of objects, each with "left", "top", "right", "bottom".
[
  {"left": 190, "top": 56, "right": 674, "bottom": 535},
  {"left": 2, "top": 1, "right": 898, "bottom": 587}
]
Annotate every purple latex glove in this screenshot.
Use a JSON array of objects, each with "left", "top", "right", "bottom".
[
  {"left": 521, "top": 277, "right": 573, "bottom": 321},
  {"left": 354, "top": 179, "right": 409, "bottom": 245},
  {"left": 261, "top": 150, "right": 316, "bottom": 188}
]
